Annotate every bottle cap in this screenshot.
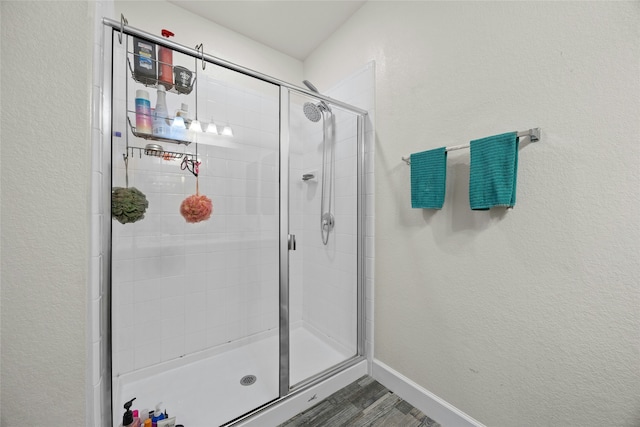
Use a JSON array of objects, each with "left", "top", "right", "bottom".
[
  {"left": 157, "top": 85, "right": 166, "bottom": 93},
  {"left": 136, "top": 90, "right": 149, "bottom": 100}
]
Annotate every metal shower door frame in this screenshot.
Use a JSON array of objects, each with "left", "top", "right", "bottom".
[{"left": 279, "top": 87, "right": 367, "bottom": 397}]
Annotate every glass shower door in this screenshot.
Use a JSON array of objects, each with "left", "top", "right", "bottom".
[
  {"left": 110, "top": 30, "right": 282, "bottom": 426},
  {"left": 286, "top": 90, "right": 361, "bottom": 388}
]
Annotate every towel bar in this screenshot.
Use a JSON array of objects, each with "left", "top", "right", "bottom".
[{"left": 402, "top": 127, "right": 540, "bottom": 165}]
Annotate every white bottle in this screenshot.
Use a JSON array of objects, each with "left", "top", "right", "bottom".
[
  {"left": 171, "top": 103, "right": 189, "bottom": 140},
  {"left": 177, "top": 103, "right": 191, "bottom": 124},
  {"left": 153, "top": 86, "right": 169, "bottom": 138}
]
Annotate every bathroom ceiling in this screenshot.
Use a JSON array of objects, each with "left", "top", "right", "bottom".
[{"left": 167, "top": 0, "right": 367, "bottom": 60}]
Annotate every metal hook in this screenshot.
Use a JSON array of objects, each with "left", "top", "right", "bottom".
[
  {"left": 195, "top": 43, "right": 205, "bottom": 70},
  {"left": 122, "top": 152, "right": 130, "bottom": 187},
  {"left": 181, "top": 154, "right": 200, "bottom": 178},
  {"left": 118, "top": 14, "right": 128, "bottom": 44}
]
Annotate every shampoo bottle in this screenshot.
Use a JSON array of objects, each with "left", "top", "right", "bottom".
[
  {"left": 158, "top": 30, "right": 174, "bottom": 90},
  {"left": 120, "top": 398, "right": 141, "bottom": 427},
  {"left": 153, "top": 86, "right": 170, "bottom": 138},
  {"left": 135, "top": 90, "right": 152, "bottom": 134},
  {"left": 132, "top": 37, "right": 157, "bottom": 85}
]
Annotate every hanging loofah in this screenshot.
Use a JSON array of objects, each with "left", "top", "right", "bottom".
[
  {"left": 112, "top": 186, "right": 149, "bottom": 224},
  {"left": 180, "top": 193, "right": 213, "bottom": 223},
  {"left": 180, "top": 157, "right": 212, "bottom": 223},
  {"left": 112, "top": 154, "right": 148, "bottom": 224}
]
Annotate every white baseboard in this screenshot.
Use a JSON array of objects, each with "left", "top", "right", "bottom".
[{"left": 372, "top": 360, "right": 485, "bottom": 427}]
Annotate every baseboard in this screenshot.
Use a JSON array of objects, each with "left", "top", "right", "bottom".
[{"left": 372, "top": 360, "right": 485, "bottom": 427}]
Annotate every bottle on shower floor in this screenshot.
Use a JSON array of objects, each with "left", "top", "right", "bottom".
[{"left": 120, "top": 398, "right": 141, "bottom": 427}]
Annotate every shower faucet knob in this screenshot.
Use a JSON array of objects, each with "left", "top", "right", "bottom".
[{"left": 322, "top": 213, "right": 335, "bottom": 232}]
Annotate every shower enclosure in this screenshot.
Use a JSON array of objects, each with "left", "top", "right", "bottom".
[{"left": 107, "top": 23, "right": 366, "bottom": 426}]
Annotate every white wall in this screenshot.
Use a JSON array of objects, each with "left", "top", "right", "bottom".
[
  {"left": 115, "top": 0, "right": 303, "bottom": 85},
  {"left": 0, "top": 1, "right": 94, "bottom": 425},
  {"left": 305, "top": 2, "right": 640, "bottom": 426}
]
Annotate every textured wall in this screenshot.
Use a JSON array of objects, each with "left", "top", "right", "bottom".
[
  {"left": 305, "top": 2, "right": 640, "bottom": 426},
  {"left": 0, "top": 1, "right": 93, "bottom": 426}
]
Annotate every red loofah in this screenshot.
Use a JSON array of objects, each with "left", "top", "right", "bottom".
[{"left": 180, "top": 193, "right": 213, "bottom": 223}]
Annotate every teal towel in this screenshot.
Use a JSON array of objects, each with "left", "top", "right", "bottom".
[
  {"left": 411, "top": 147, "right": 447, "bottom": 209},
  {"left": 469, "top": 132, "right": 519, "bottom": 210}
]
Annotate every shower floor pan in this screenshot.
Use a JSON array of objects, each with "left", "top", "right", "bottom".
[{"left": 115, "top": 326, "right": 352, "bottom": 427}]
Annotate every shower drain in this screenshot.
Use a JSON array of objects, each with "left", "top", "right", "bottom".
[{"left": 240, "top": 375, "right": 257, "bottom": 386}]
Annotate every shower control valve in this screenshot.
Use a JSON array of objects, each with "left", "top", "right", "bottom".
[{"left": 322, "top": 213, "right": 335, "bottom": 232}]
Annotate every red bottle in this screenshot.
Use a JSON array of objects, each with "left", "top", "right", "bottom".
[{"left": 158, "top": 29, "right": 174, "bottom": 90}]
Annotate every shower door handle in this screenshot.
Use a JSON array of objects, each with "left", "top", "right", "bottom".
[{"left": 288, "top": 234, "right": 296, "bottom": 251}]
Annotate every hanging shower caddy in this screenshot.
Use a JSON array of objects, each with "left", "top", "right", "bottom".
[{"left": 122, "top": 29, "right": 201, "bottom": 156}]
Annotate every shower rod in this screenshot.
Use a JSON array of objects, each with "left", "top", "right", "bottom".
[
  {"left": 103, "top": 16, "right": 368, "bottom": 116},
  {"left": 401, "top": 127, "right": 541, "bottom": 165}
]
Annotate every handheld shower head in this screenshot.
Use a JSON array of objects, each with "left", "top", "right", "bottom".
[
  {"left": 303, "top": 102, "right": 322, "bottom": 122},
  {"left": 301, "top": 80, "right": 332, "bottom": 121},
  {"left": 303, "top": 101, "right": 332, "bottom": 122}
]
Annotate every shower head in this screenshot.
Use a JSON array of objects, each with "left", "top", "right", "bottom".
[
  {"left": 302, "top": 80, "right": 332, "bottom": 121},
  {"left": 303, "top": 102, "right": 322, "bottom": 122},
  {"left": 303, "top": 101, "right": 332, "bottom": 122}
]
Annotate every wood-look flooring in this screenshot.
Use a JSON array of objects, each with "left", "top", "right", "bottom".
[{"left": 278, "top": 376, "right": 441, "bottom": 427}]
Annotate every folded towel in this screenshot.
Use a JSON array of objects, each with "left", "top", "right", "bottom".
[
  {"left": 469, "top": 132, "right": 519, "bottom": 210},
  {"left": 411, "top": 147, "right": 447, "bottom": 209}
]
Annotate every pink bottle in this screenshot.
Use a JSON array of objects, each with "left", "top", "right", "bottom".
[{"left": 135, "top": 90, "right": 152, "bottom": 134}]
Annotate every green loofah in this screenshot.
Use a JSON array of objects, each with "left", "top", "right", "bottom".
[{"left": 112, "top": 187, "right": 149, "bottom": 224}]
